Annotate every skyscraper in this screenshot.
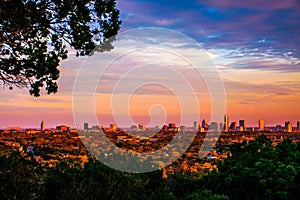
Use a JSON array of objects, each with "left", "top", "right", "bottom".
[
  {"left": 230, "top": 122, "right": 237, "bottom": 131},
  {"left": 224, "top": 114, "right": 229, "bottom": 132},
  {"left": 84, "top": 123, "right": 89, "bottom": 130},
  {"left": 219, "top": 122, "right": 224, "bottom": 132},
  {"left": 110, "top": 123, "right": 117, "bottom": 131},
  {"left": 297, "top": 121, "right": 300, "bottom": 132},
  {"left": 285, "top": 121, "right": 292, "bottom": 133},
  {"left": 139, "top": 123, "right": 146, "bottom": 131},
  {"left": 40, "top": 120, "right": 44, "bottom": 131},
  {"left": 202, "top": 119, "right": 208, "bottom": 129},
  {"left": 168, "top": 123, "right": 176, "bottom": 130},
  {"left": 276, "top": 125, "right": 282, "bottom": 132},
  {"left": 193, "top": 121, "right": 199, "bottom": 131},
  {"left": 258, "top": 119, "right": 264, "bottom": 131},
  {"left": 208, "top": 122, "right": 220, "bottom": 132},
  {"left": 239, "top": 120, "right": 246, "bottom": 131}
]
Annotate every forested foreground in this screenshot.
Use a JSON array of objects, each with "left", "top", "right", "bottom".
[{"left": 0, "top": 136, "right": 299, "bottom": 200}]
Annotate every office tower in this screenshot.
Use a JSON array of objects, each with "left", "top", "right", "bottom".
[
  {"left": 297, "top": 121, "right": 300, "bottom": 132},
  {"left": 258, "top": 119, "right": 264, "bottom": 131},
  {"left": 208, "top": 122, "right": 220, "bottom": 132},
  {"left": 110, "top": 123, "right": 117, "bottom": 131},
  {"left": 138, "top": 123, "right": 146, "bottom": 131},
  {"left": 56, "top": 125, "right": 69, "bottom": 132},
  {"left": 84, "top": 123, "right": 89, "bottom": 130},
  {"left": 193, "top": 121, "right": 199, "bottom": 131},
  {"left": 237, "top": 126, "right": 244, "bottom": 132},
  {"left": 180, "top": 125, "right": 187, "bottom": 132},
  {"left": 224, "top": 114, "right": 229, "bottom": 132},
  {"left": 131, "top": 125, "right": 138, "bottom": 131},
  {"left": 40, "top": 120, "right": 45, "bottom": 131},
  {"left": 92, "top": 125, "right": 103, "bottom": 130},
  {"left": 202, "top": 119, "right": 208, "bottom": 129},
  {"left": 230, "top": 122, "right": 237, "bottom": 131},
  {"left": 239, "top": 120, "right": 246, "bottom": 130},
  {"left": 219, "top": 122, "right": 224, "bottom": 132},
  {"left": 276, "top": 125, "right": 281, "bottom": 132},
  {"left": 285, "top": 121, "right": 292, "bottom": 133},
  {"left": 168, "top": 123, "right": 176, "bottom": 129}
]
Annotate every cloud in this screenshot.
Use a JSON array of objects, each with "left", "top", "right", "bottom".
[
  {"left": 224, "top": 79, "right": 300, "bottom": 99},
  {"left": 155, "top": 19, "right": 177, "bottom": 25},
  {"left": 199, "top": 0, "right": 300, "bottom": 10},
  {"left": 117, "top": 0, "right": 300, "bottom": 55}
]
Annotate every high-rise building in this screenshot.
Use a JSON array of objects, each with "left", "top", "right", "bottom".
[
  {"left": 208, "top": 122, "right": 220, "bottom": 132},
  {"left": 224, "top": 114, "right": 229, "bottom": 132},
  {"left": 237, "top": 126, "right": 244, "bottom": 132},
  {"left": 92, "top": 125, "right": 103, "bottom": 131},
  {"left": 219, "top": 122, "right": 224, "bottom": 132},
  {"left": 110, "top": 123, "right": 117, "bottom": 131},
  {"left": 40, "top": 120, "right": 45, "bottom": 131},
  {"left": 56, "top": 125, "right": 69, "bottom": 132},
  {"left": 285, "top": 121, "right": 292, "bottom": 133},
  {"left": 202, "top": 119, "right": 208, "bottom": 129},
  {"left": 276, "top": 125, "right": 282, "bottom": 132},
  {"left": 258, "top": 119, "right": 264, "bottom": 131},
  {"left": 139, "top": 123, "right": 146, "bottom": 131},
  {"left": 180, "top": 125, "right": 187, "bottom": 132},
  {"left": 193, "top": 121, "right": 199, "bottom": 131},
  {"left": 297, "top": 121, "right": 300, "bottom": 132},
  {"left": 230, "top": 122, "right": 237, "bottom": 131},
  {"left": 162, "top": 125, "right": 168, "bottom": 131},
  {"left": 239, "top": 120, "right": 246, "bottom": 130},
  {"left": 131, "top": 125, "right": 138, "bottom": 131},
  {"left": 84, "top": 123, "right": 89, "bottom": 130},
  {"left": 168, "top": 123, "right": 176, "bottom": 129}
]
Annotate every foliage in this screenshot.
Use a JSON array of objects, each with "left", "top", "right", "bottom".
[
  {"left": 0, "top": 136, "right": 299, "bottom": 199},
  {"left": 200, "top": 135, "right": 300, "bottom": 200},
  {"left": 0, "top": 151, "right": 41, "bottom": 200},
  {"left": 0, "top": 0, "right": 121, "bottom": 96},
  {"left": 182, "top": 190, "right": 226, "bottom": 200}
]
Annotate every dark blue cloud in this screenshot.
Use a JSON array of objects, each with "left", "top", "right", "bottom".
[{"left": 117, "top": 0, "right": 300, "bottom": 59}]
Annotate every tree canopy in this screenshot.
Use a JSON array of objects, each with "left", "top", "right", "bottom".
[
  {"left": 0, "top": 0, "right": 121, "bottom": 96},
  {"left": 200, "top": 136, "right": 300, "bottom": 200},
  {"left": 1, "top": 136, "right": 299, "bottom": 199}
]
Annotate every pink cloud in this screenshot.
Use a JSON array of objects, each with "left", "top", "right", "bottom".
[
  {"left": 200, "top": 0, "right": 300, "bottom": 10},
  {"left": 155, "top": 19, "right": 175, "bottom": 25}
]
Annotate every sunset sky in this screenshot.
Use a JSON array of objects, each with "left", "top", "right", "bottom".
[{"left": 1, "top": 0, "right": 300, "bottom": 129}]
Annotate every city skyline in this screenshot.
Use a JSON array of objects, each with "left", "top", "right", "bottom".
[
  {"left": 1, "top": 0, "right": 300, "bottom": 128},
  {"left": 2, "top": 117, "right": 299, "bottom": 131}
]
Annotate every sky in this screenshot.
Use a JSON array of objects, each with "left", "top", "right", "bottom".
[{"left": 1, "top": 0, "right": 300, "bottom": 129}]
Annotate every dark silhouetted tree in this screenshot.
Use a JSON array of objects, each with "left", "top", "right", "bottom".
[{"left": 0, "top": 0, "right": 121, "bottom": 96}]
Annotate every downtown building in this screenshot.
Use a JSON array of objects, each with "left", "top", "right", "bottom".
[
  {"left": 285, "top": 121, "right": 292, "bottom": 133},
  {"left": 224, "top": 114, "right": 229, "bottom": 132},
  {"left": 258, "top": 119, "right": 264, "bottom": 131}
]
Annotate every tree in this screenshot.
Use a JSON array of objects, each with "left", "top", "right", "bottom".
[
  {"left": 0, "top": 151, "right": 42, "bottom": 199},
  {"left": 0, "top": 0, "right": 121, "bottom": 96},
  {"left": 200, "top": 136, "right": 300, "bottom": 200}
]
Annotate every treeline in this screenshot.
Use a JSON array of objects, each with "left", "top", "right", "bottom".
[{"left": 0, "top": 136, "right": 299, "bottom": 200}]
